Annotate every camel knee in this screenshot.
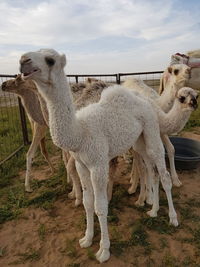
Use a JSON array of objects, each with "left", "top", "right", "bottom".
[
  {"left": 167, "top": 144, "right": 175, "bottom": 157},
  {"left": 83, "top": 199, "right": 94, "bottom": 212},
  {"left": 161, "top": 171, "right": 172, "bottom": 190},
  {"left": 26, "top": 151, "right": 34, "bottom": 167},
  {"left": 146, "top": 148, "right": 158, "bottom": 163},
  {"left": 67, "top": 159, "right": 76, "bottom": 174},
  {"left": 82, "top": 190, "right": 94, "bottom": 210},
  {"left": 94, "top": 201, "right": 108, "bottom": 217},
  {"left": 94, "top": 189, "right": 108, "bottom": 216}
]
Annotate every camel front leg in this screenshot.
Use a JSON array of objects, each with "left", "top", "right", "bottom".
[
  {"left": 162, "top": 134, "right": 182, "bottom": 187},
  {"left": 25, "top": 123, "right": 46, "bottom": 192},
  {"left": 75, "top": 161, "right": 94, "bottom": 247},
  {"left": 160, "top": 170, "right": 178, "bottom": 226},
  {"left": 91, "top": 164, "right": 110, "bottom": 263}
]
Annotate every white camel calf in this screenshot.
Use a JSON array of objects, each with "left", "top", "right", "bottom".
[{"left": 20, "top": 49, "right": 178, "bottom": 263}]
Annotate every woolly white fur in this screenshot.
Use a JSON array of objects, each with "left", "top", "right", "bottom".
[
  {"left": 20, "top": 48, "right": 178, "bottom": 263},
  {"left": 123, "top": 66, "right": 193, "bottom": 204}
]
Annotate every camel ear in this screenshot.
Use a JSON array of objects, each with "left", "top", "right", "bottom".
[
  {"left": 168, "top": 67, "right": 172, "bottom": 74},
  {"left": 86, "top": 78, "right": 92, "bottom": 83},
  {"left": 60, "top": 54, "right": 66, "bottom": 68},
  {"left": 186, "top": 67, "right": 191, "bottom": 74},
  {"left": 15, "top": 74, "right": 22, "bottom": 86},
  {"left": 171, "top": 55, "right": 180, "bottom": 60}
]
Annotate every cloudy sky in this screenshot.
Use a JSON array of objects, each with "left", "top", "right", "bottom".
[{"left": 0, "top": 0, "right": 199, "bottom": 74}]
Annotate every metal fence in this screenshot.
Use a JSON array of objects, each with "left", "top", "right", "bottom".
[
  {"left": 67, "top": 71, "right": 163, "bottom": 89},
  {"left": 0, "top": 71, "right": 163, "bottom": 165},
  {"left": 0, "top": 75, "right": 29, "bottom": 165}
]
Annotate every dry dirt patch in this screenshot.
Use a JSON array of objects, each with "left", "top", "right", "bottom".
[{"left": 0, "top": 134, "right": 200, "bottom": 267}]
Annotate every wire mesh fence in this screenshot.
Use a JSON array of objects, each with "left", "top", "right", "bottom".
[
  {"left": 0, "top": 75, "right": 29, "bottom": 165},
  {"left": 0, "top": 71, "right": 163, "bottom": 165}
]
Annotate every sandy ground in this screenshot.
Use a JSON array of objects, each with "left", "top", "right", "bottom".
[{"left": 0, "top": 133, "right": 200, "bottom": 267}]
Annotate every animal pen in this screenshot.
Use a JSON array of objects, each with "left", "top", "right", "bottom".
[{"left": 0, "top": 71, "right": 162, "bottom": 166}]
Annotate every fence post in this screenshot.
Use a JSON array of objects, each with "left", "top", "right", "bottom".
[
  {"left": 75, "top": 75, "right": 79, "bottom": 84},
  {"left": 116, "top": 73, "right": 121, "bottom": 84},
  {"left": 18, "top": 97, "right": 29, "bottom": 145}
]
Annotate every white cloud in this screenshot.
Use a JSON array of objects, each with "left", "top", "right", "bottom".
[{"left": 0, "top": 0, "right": 199, "bottom": 74}]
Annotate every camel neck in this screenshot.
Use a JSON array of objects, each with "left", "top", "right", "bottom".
[
  {"left": 157, "top": 83, "right": 180, "bottom": 113},
  {"left": 159, "top": 100, "right": 191, "bottom": 134},
  {"left": 19, "top": 89, "right": 46, "bottom": 125},
  {"left": 35, "top": 74, "right": 82, "bottom": 152}
]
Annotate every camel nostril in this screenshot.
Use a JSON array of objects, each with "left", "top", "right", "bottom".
[{"left": 191, "top": 98, "right": 198, "bottom": 109}]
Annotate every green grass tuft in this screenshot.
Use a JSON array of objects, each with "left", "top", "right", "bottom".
[
  {"left": 111, "top": 240, "right": 129, "bottom": 256},
  {"left": 60, "top": 238, "right": 78, "bottom": 258},
  {"left": 9, "top": 248, "right": 41, "bottom": 265},
  {"left": 140, "top": 216, "right": 177, "bottom": 235},
  {"left": 161, "top": 252, "right": 178, "bottom": 267},
  {"left": 38, "top": 223, "right": 46, "bottom": 241},
  {"left": 86, "top": 248, "right": 96, "bottom": 260},
  {"left": 0, "top": 246, "right": 7, "bottom": 257},
  {"left": 0, "top": 205, "right": 21, "bottom": 224},
  {"left": 130, "top": 222, "right": 149, "bottom": 247},
  {"left": 66, "top": 264, "right": 80, "bottom": 267}
]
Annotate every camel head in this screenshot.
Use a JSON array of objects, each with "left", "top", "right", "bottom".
[
  {"left": 85, "top": 77, "right": 107, "bottom": 91},
  {"left": 86, "top": 77, "right": 99, "bottom": 83},
  {"left": 171, "top": 53, "right": 189, "bottom": 65},
  {"left": 161, "top": 64, "right": 190, "bottom": 97},
  {"left": 1, "top": 74, "right": 37, "bottom": 95},
  {"left": 20, "top": 49, "right": 66, "bottom": 96},
  {"left": 159, "top": 64, "right": 191, "bottom": 96},
  {"left": 1, "top": 74, "right": 25, "bottom": 94},
  {"left": 176, "top": 87, "right": 198, "bottom": 111},
  {"left": 167, "top": 64, "right": 190, "bottom": 86}
]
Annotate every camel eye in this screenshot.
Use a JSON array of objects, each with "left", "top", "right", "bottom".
[
  {"left": 174, "top": 69, "right": 179, "bottom": 75},
  {"left": 45, "top": 57, "right": 55, "bottom": 67},
  {"left": 179, "top": 96, "right": 185, "bottom": 103}
]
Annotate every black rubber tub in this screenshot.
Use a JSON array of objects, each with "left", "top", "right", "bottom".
[{"left": 165, "top": 136, "right": 200, "bottom": 170}]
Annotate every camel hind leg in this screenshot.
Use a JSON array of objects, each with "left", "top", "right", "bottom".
[
  {"left": 25, "top": 123, "right": 47, "bottom": 192},
  {"left": 40, "top": 137, "right": 55, "bottom": 173},
  {"left": 142, "top": 121, "right": 178, "bottom": 226},
  {"left": 128, "top": 151, "right": 140, "bottom": 194},
  {"left": 162, "top": 134, "right": 182, "bottom": 187}
]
